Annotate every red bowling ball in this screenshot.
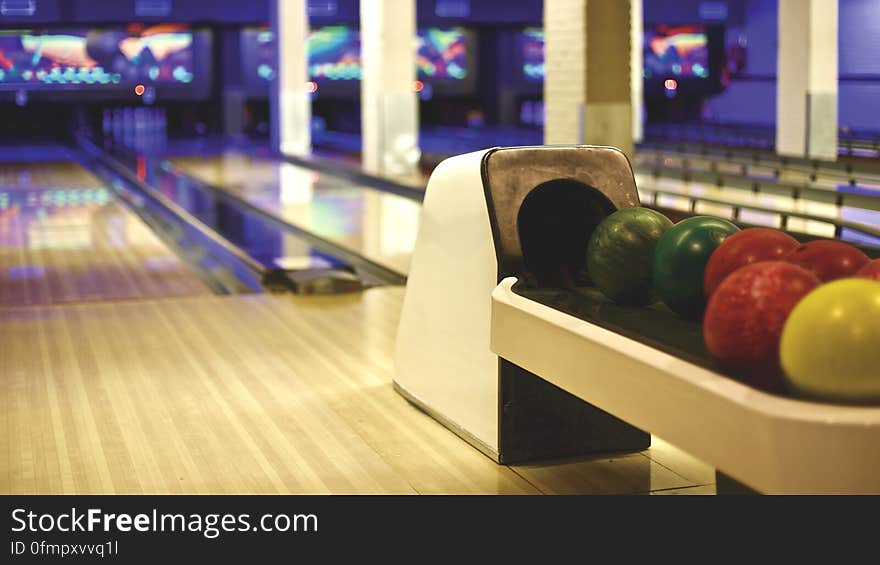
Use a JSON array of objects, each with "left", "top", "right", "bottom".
[
  {"left": 703, "top": 261, "right": 821, "bottom": 391},
  {"left": 783, "top": 240, "right": 870, "bottom": 283},
  {"left": 856, "top": 258, "right": 880, "bottom": 281},
  {"left": 703, "top": 227, "right": 800, "bottom": 297}
]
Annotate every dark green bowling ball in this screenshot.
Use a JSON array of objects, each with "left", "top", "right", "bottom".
[
  {"left": 652, "top": 216, "right": 740, "bottom": 318},
  {"left": 587, "top": 207, "right": 673, "bottom": 305}
]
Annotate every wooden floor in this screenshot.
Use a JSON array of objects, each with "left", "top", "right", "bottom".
[
  {"left": 0, "top": 162, "right": 210, "bottom": 306},
  {"left": 1, "top": 287, "right": 716, "bottom": 495}
]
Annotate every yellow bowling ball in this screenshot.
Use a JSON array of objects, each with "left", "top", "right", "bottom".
[{"left": 780, "top": 278, "right": 880, "bottom": 403}]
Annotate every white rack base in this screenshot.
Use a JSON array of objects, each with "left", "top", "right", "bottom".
[{"left": 491, "top": 277, "right": 880, "bottom": 494}]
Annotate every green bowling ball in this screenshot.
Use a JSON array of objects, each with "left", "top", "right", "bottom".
[
  {"left": 587, "top": 207, "right": 673, "bottom": 305},
  {"left": 652, "top": 216, "right": 740, "bottom": 318}
]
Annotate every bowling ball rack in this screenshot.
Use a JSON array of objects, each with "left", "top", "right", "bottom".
[
  {"left": 491, "top": 274, "right": 880, "bottom": 494},
  {"left": 492, "top": 219, "right": 878, "bottom": 494}
]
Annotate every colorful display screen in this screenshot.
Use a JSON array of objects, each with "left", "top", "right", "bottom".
[
  {"left": 519, "top": 27, "right": 544, "bottom": 82},
  {"left": 243, "top": 27, "right": 276, "bottom": 83},
  {"left": 0, "top": 24, "right": 196, "bottom": 88},
  {"left": 242, "top": 26, "right": 470, "bottom": 86},
  {"left": 309, "top": 25, "right": 361, "bottom": 81},
  {"left": 644, "top": 25, "right": 710, "bottom": 79},
  {"left": 417, "top": 28, "right": 467, "bottom": 80},
  {"left": 515, "top": 25, "right": 711, "bottom": 83},
  {"left": 242, "top": 26, "right": 362, "bottom": 83}
]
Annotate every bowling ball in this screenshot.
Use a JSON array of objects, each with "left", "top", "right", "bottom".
[
  {"left": 783, "top": 239, "right": 870, "bottom": 282},
  {"left": 780, "top": 278, "right": 880, "bottom": 403},
  {"left": 703, "top": 261, "right": 821, "bottom": 391},
  {"left": 586, "top": 207, "right": 673, "bottom": 305},
  {"left": 652, "top": 216, "right": 740, "bottom": 318},
  {"left": 856, "top": 258, "right": 880, "bottom": 281},
  {"left": 703, "top": 228, "right": 800, "bottom": 297}
]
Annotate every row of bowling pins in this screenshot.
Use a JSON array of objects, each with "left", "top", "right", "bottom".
[{"left": 102, "top": 107, "right": 167, "bottom": 152}]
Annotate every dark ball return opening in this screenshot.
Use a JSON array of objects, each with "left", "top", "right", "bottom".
[{"left": 517, "top": 179, "right": 615, "bottom": 289}]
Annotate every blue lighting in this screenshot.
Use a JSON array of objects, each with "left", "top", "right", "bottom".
[
  {"left": 307, "top": 0, "right": 338, "bottom": 17},
  {"left": 435, "top": 0, "right": 470, "bottom": 17},
  {"left": 7, "top": 266, "right": 46, "bottom": 280},
  {"left": 699, "top": 1, "right": 729, "bottom": 21}
]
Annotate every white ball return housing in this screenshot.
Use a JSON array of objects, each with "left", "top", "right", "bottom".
[
  {"left": 396, "top": 144, "right": 880, "bottom": 494},
  {"left": 395, "top": 145, "right": 648, "bottom": 463}
]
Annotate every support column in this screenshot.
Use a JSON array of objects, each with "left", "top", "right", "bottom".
[
  {"left": 545, "top": 0, "right": 633, "bottom": 159},
  {"left": 544, "top": 0, "right": 587, "bottom": 146},
  {"left": 776, "top": 0, "right": 838, "bottom": 161},
  {"left": 270, "top": 0, "right": 311, "bottom": 156},
  {"left": 631, "top": 0, "right": 643, "bottom": 144},
  {"left": 360, "top": 0, "right": 420, "bottom": 177},
  {"left": 221, "top": 30, "right": 245, "bottom": 138}
]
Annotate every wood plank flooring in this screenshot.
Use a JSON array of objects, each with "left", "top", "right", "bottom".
[
  {"left": 0, "top": 162, "right": 211, "bottom": 306},
  {"left": 1, "top": 287, "right": 715, "bottom": 495}
]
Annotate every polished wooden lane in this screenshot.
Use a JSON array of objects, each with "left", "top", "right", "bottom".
[
  {"left": 174, "top": 152, "right": 879, "bottom": 280},
  {"left": 171, "top": 153, "right": 420, "bottom": 276},
  {"left": 0, "top": 162, "right": 210, "bottom": 306},
  {"left": 1, "top": 287, "right": 713, "bottom": 495}
]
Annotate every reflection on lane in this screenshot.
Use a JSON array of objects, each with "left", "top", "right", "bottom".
[
  {"left": 145, "top": 158, "right": 350, "bottom": 273},
  {"left": 0, "top": 161, "right": 210, "bottom": 306},
  {"left": 170, "top": 152, "right": 420, "bottom": 275}
]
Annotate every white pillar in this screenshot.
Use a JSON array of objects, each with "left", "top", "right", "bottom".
[
  {"left": 544, "top": 0, "right": 587, "bottom": 146},
  {"left": 270, "top": 0, "right": 311, "bottom": 156},
  {"left": 360, "top": 0, "right": 420, "bottom": 177},
  {"left": 631, "top": 0, "right": 643, "bottom": 144},
  {"left": 776, "top": 0, "right": 838, "bottom": 161},
  {"left": 544, "top": 0, "right": 633, "bottom": 159}
]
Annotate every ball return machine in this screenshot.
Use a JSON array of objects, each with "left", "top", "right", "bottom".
[{"left": 395, "top": 145, "right": 880, "bottom": 494}]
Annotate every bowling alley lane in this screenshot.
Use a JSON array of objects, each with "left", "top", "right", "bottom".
[
  {"left": 0, "top": 157, "right": 211, "bottom": 306},
  {"left": 169, "top": 149, "right": 421, "bottom": 276}
]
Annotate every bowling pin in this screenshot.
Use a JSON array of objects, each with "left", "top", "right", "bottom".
[
  {"left": 143, "top": 108, "right": 152, "bottom": 150},
  {"left": 152, "top": 108, "right": 161, "bottom": 148},
  {"left": 151, "top": 108, "right": 160, "bottom": 151},
  {"left": 159, "top": 107, "right": 167, "bottom": 145},
  {"left": 102, "top": 108, "right": 111, "bottom": 137},
  {"left": 113, "top": 108, "right": 123, "bottom": 143},
  {"left": 146, "top": 108, "right": 153, "bottom": 150},
  {"left": 159, "top": 108, "right": 166, "bottom": 150},
  {"left": 123, "top": 107, "right": 134, "bottom": 148},
  {"left": 134, "top": 108, "right": 143, "bottom": 150}
]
